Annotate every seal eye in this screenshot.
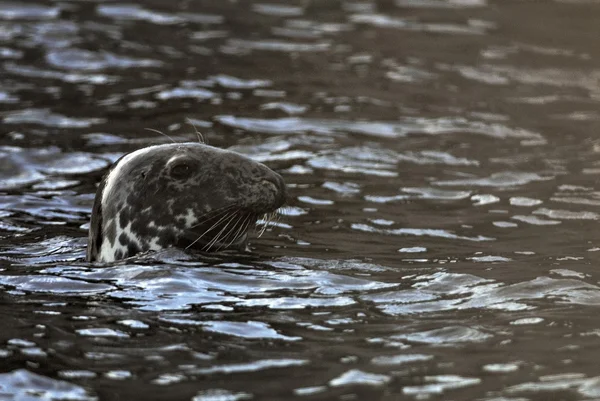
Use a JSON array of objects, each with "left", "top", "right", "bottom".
[{"left": 170, "top": 162, "right": 191, "bottom": 179}]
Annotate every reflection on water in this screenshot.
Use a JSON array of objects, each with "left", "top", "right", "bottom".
[{"left": 3, "top": 0, "right": 600, "bottom": 400}]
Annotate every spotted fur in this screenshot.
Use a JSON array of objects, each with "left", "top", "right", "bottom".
[{"left": 87, "top": 143, "right": 286, "bottom": 262}]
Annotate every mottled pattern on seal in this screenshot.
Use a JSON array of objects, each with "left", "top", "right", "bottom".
[{"left": 87, "top": 143, "right": 286, "bottom": 263}]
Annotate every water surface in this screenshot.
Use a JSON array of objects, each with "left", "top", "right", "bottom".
[{"left": 2, "top": 0, "right": 600, "bottom": 400}]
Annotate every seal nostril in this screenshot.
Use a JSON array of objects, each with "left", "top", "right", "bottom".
[
  {"left": 261, "top": 179, "right": 278, "bottom": 194},
  {"left": 261, "top": 173, "right": 286, "bottom": 207}
]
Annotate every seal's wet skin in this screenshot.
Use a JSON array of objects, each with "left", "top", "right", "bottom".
[{"left": 87, "top": 143, "right": 286, "bottom": 262}]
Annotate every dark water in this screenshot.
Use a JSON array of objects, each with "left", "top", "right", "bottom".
[{"left": 2, "top": 0, "right": 600, "bottom": 399}]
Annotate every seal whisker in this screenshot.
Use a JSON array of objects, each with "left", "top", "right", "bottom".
[
  {"left": 203, "top": 210, "right": 239, "bottom": 252},
  {"left": 257, "top": 213, "right": 271, "bottom": 238},
  {"left": 217, "top": 211, "right": 242, "bottom": 242},
  {"left": 211, "top": 215, "right": 237, "bottom": 252},
  {"left": 144, "top": 127, "right": 177, "bottom": 143},
  {"left": 254, "top": 214, "right": 263, "bottom": 235},
  {"left": 268, "top": 212, "right": 277, "bottom": 231},
  {"left": 267, "top": 212, "right": 276, "bottom": 233},
  {"left": 185, "top": 210, "right": 237, "bottom": 250},
  {"left": 193, "top": 203, "right": 237, "bottom": 220},
  {"left": 216, "top": 213, "right": 245, "bottom": 252},
  {"left": 225, "top": 213, "right": 251, "bottom": 249},
  {"left": 273, "top": 210, "right": 282, "bottom": 224},
  {"left": 264, "top": 211, "right": 278, "bottom": 235},
  {"left": 185, "top": 117, "right": 206, "bottom": 144},
  {"left": 255, "top": 212, "right": 269, "bottom": 233},
  {"left": 218, "top": 212, "right": 243, "bottom": 249},
  {"left": 235, "top": 213, "right": 255, "bottom": 247},
  {"left": 234, "top": 212, "right": 253, "bottom": 238},
  {"left": 190, "top": 209, "right": 233, "bottom": 230},
  {"left": 189, "top": 204, "right": 238, "bottom": 229},
  {"left": 241, "top": 213, "right": 255, "bottom": 236}
]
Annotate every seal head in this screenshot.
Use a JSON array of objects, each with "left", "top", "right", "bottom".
[{"left": 87, "top": 143, "right": 286, "bottom": 263}]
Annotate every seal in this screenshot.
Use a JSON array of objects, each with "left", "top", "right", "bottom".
[{"left": 86, "top": 142, "right": 286, "bottom": 263}]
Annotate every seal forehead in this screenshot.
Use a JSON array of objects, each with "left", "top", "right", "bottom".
[
  {"left": 101, "top": 143, "right": 217, "bottom": 203},
  {"left": 101, "top": 144, "right": 162, "bottom": 207}
]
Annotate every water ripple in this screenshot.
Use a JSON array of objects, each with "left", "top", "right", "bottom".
[
  {"left": 397, "top": 0, "right": 488, "bottom": 8},
  {"left": 395, "top": 326, "right": 493, "bottom": 344},
  {"left": 403, "top": 375, "right": 482, "bottom": 396},
  {"left": 0, "top": 258, "right": 391, "bottom": 311},
  {"left": 197, "top": 320, "right": 302, "bottom": 341},
  {"left": 0, "top": 3, "right": 60, "bottom": 20},
  {"left": 3, "top": 108, "right": 106, "bottom": 127},
  {"left": 351, "top": 224, "right": 494, "bottom": 242},
  {"left": 1, "top": 1, "right": 599, "bottom": 399},
  {"left": 0, "top": 147, "right": 109, "bottom": 189},
  {"left": 0, "top": 369, "right": 94, "bottom": 400},
  {"left": 96, "top": 4, "right": 184, "bottom": 25},
  {"left": 252, "top": 4, "right": 304, "bottom": 17},
  {"left": 46, "top": 48, "right": 162, "bottom": 71},
  {"left": 434, "top": 172, "right": 551, "bottom": 188},
  {"left": 216, "top": 115, "right": 544, "bottom": 140},
  {"left": 193, "top": 389, "right": 251, "bottom": 401},
  {"left": 350, "top": 13, "right": 492, "bottom": 35},
  {"left": 4, "top": 62, "right": 115, "bottom": 84},
  {"left": 329, "top": 369, "right": 391, "bottom": 387},
  {"left": 225, "top": 39, "right": 331, "bottom": 53},
  {"left": 191, "top": 358, "right": 308, "bottom": 375}
]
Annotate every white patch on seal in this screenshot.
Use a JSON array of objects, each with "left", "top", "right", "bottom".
[
  {"left": 97, "top": 144, "right": 170, "bottom": 262},
  {"left": 177, "top": 208, "right": 198, "bottom": 228},
  {"left": 146, "top": 221, "right": 173, "bottom": 251},
  {"left": 97, "top": 216, "right": 144, "bottom": 262}
]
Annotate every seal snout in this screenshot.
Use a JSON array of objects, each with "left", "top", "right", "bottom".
[{"left": 261, "top": 172, "right": 287, "bottom": 209}]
